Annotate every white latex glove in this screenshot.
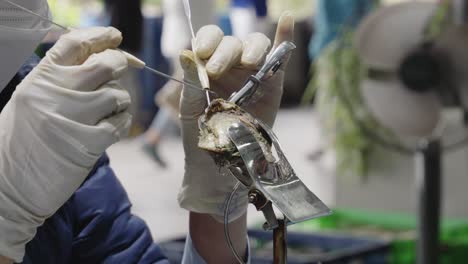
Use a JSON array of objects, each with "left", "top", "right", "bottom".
[
  {"left": 0, "top": 27, "right": 132, "bottom": 262},
  {"left": 178, "top": 13, "right": 295, "bottom": 222}
]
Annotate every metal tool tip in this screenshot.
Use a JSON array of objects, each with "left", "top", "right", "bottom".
[{"left": 205, "top": 90, "right": 211, "bottom": 104}]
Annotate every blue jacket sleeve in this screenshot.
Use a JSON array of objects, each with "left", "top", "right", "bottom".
[
  {"left": 69, "top": 154, "right": 169, "bottom": 264},
  {"left": 23, "top": 154, "right": 169, "bottom": 264}
]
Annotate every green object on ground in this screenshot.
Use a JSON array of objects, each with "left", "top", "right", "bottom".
[{"left": 288, "top": 208, "right": 468, "bottom": 264}]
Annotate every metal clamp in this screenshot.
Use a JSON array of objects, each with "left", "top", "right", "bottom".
[
  {"left": 228, "top": 41, "right": 297, "bottom": 105},
  {"left": 227, "top": 121, "right": 331, "bottom": 225}
]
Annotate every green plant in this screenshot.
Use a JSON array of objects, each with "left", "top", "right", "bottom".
[
  {"left": 309, "top": 31, "right": 381, "bottom": 177},
  {"left": 143, "top": 0, "right": 162, "bottom": 5}
]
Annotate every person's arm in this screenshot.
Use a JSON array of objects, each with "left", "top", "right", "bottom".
[
  {"left": 190, "top": 213, "right": 247, "bottom": 263},
  {"left": 0, "top": 27, "right": 133, "bottom": 263},
  {"left": 67, "top": 154, "right": 168, "bottom": 263},
  {"left": 0, "top": 256, "right": 12, "bottom": 264},
  {"left": 178, "top": 12, "right": 294, "bottom": 264}
]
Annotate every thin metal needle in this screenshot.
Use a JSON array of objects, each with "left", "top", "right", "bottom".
[
  {"left": 143, "top": 65, "right": 203, "bottom": 91},
  {"left": 183, "top": 0, "right": 211, "bottom": 104},
  {"left": 205, "top": 90, "right": 211, "bottom": 104}
]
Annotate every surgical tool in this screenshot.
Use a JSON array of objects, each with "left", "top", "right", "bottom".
[
  {"left": 223, "top": 119, "right": 331, "bottom": 264},
  {"left": 228, "top": 41, "right": 297, "bottom": 105},
  {"left": 182, "top": 0, "right": 212, "bottom": 104},
  {"left": 220, "top": 40, "right": 330, "bottom": 264}
]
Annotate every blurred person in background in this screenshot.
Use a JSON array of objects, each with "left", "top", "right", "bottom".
[
  {"left": 141, "top": 0, "right": 213, "bottom": 167},
  {"left": 309, "top": 0, "right": 374, "bottom": 59},
  {"left": 306, "top": 0, "right": 375, "bottom": 161},
  {"left": 230, "top": 0, "right": 269, "bottom": 37},
  {"left": 105, "top": 0, "right": 145, "bottom": 134}
]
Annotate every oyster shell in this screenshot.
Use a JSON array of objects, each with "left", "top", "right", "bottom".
[{"left": 198, "top": 99, "right": 273, "bottom": 166}]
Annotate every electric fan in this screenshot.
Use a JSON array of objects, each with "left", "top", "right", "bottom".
[{"left": 350, "top": 1, "right": 468, "bottom": 264}]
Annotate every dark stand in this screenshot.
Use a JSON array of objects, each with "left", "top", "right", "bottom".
[
  {"left": 273, "top": 220, "right": 287, "bottom": 264},
  {"left": 416, "top": 140, "right": 441, "bottom": 264},
  {"left": 249, "top": 189, "right": 288, "bottom": 264}
]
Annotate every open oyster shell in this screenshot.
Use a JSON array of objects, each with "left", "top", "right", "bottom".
[{"left": 198, "top": 99, "right": 274, "bottom": 167}]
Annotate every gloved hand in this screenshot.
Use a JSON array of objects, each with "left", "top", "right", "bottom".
[
  {"left": 178, "top": 13, "right": 295, "bottom": 222},
  {"left": 0, "top": 27, "right": 132, "bottom": 262}
]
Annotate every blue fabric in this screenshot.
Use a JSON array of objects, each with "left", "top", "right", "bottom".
[
  {"left": 22, "top": 154, "right": 169, "bottom": 264},
  {"left": 231, "top": 0, "right": 252, "bottom": 8},
  {"left": 309, "top": 0, "right": 375, "bottom": 59},
  {"left": 252, "top": 0, "right": 267, "bottom": 17},
  {"left": 231, "top": 0, "right": 267, "bottom": 17}
]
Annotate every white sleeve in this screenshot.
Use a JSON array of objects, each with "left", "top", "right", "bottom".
[
  {"left": 181, "top": 234, "right": 251, "bottom": 264},
  {"left": 0, "top": 0, "right": 50, "bottom": 26},
  {"left": 0, "top": 0, "right": 47, "bottom": 12}
]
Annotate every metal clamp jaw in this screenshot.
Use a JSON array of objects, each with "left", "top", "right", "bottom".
[
  {"left": 228, "top": 41, "right": 297, "bottom": 106},
  {"left": 227, "top": 121, "right": 331, "bottom": 230}
]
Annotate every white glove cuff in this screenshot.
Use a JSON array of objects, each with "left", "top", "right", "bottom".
[
  {"left": 0, "top": 216, "right": 37, "bottom": 262},
  {"left": 178, "top": 172, "right": 249, "bottom": 223}
]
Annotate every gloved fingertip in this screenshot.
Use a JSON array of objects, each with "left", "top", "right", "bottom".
[
  {"left": 274, "top": 11, "right": 295, "bottom": 46},
  {"left": 206, "top": 61, "right": 223, "bottom": 78},
  {"left": 179, "top": 50, "right": 196, "bottom": 71},
  {"left": 106, "top": 27, "right": 123, "bottom": 47},
  {"left": 105, "top": 49, "right": 129, "bottom": 79},
  {"left": 103, "top": 111, "right": 133, "bottom": 139},
  {"left": 241, "top": 33, "right": 271, "bottom": 68},
  {"left": 124, "top": 51, "right": 145, "bottom": 69},
  {"left": 195, "top": 25, "right": 224, "bottom": 59},
  {"left": 240, "top": 58, "right": 260, "bottom": 70},
  {"left": 205, "top": 36, "right": 242, "bottom": 79},
  {"left": 241, "top": 51, "right": 258, "bottom": 67},
  {"left": 278, "top": 11, "right": 294, "bottom": 28},
  {"left": 241, "top": 51, "right": 265, "bottom": 69}
]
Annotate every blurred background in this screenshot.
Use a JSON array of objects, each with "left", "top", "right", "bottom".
[{"left": 42, "top": 0, "right": 468, "bottom": 263}]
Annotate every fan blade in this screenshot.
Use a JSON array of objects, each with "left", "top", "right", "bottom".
[
  {"left": 434, "top": 25, "right": 468, "bottom": 111},
  {"left": 355, "top": 2, "right": 437, "bottom": 71},
  {"left": 362, "top": 78, "right": 441, "bottom": 138}
]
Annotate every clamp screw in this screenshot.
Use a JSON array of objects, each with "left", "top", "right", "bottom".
[{"left": 248, "top": 193, "right": 258, "bottom": 204}]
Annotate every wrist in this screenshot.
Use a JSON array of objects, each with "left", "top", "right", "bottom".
[
  {"left": 0, "top": 255, "right": 13, "bottom": 264},
  {"left": 189, "top": 212, "right": 248, "bottom": 263},
  {"left": 0, "top": 214, "right": 35, "bottom": 263}
]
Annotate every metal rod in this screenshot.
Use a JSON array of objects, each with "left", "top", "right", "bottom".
[
  {"left": 224, "top": 182, "right": 246, "bottom": 264},
  {"left": 182, "top": 0, "right": 196, "bottom": 39},
  {"left": 273, "top": 219, "right": 287, "bottom": 264},
  {"left": 143, "top": 66, "right": 202, "bottom": 91},
  {"left": 183, "top": 0, "right": 211, "bottom": 105},
  {"left": 205, "top": 90, "right": 211, "bottom": 104},
  {"left": 416, "top": 140, "right": 442, "bottom": 264}
]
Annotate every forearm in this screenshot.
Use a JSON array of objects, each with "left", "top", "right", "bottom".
[
  {"left": 189, "top": 212, "right": 247, "bottom": 264},
  {"left": 0, "top": 256, "right": 12, "bottom": 264}
]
